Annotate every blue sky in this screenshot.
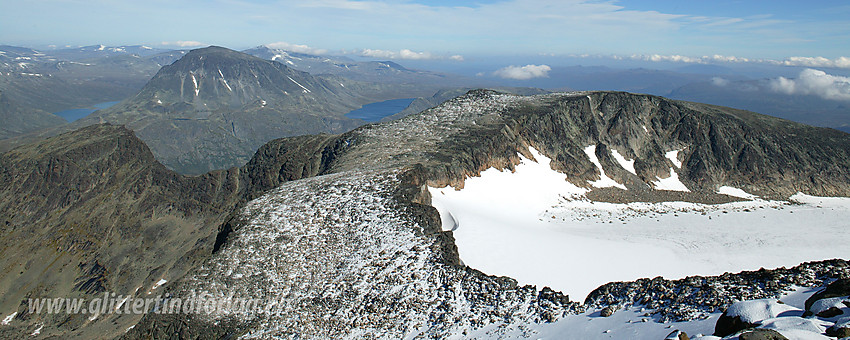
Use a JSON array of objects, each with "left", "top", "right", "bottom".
[{"left": 1, "top": 0, "right": 847, "bottom": 62}]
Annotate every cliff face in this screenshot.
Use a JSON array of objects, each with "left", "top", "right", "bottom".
[
  {"left": 320, "top": 90, "right": 850, "bottom": 199},
  {"left": 3, "top": 90, "right": 850, "bottom": 338},
  {"left": 0, "top": 124, "right": 249, "bottom": 337}
]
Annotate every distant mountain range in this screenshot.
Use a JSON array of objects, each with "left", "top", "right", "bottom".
[
  {"left": 0, "top": 44, "right": 485, "bottom": 173},
  {"left": 74, "top": 46, "right": 382, "bottom": 174},
  {"left": 668, "top": 78, "right": 850, "bottom": 131},
  {"left": 242, "top": 45, "right": 476, "bottom": 87},
  {"left": 0, "top": 45, "right": 175, "bottom": 137}
]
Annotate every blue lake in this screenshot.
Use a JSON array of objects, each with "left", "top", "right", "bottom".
[
  {"left": 344, "top": 98, "right": 415, "bottom": 122},
  {"left": 54, "top": 101, "right": 120, "bottom": 122}
]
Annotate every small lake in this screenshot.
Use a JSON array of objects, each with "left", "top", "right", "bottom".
[
  {"left": 54, "top": 101, "right": 121, "bottom": 122},
  {"left": 344, "top": 98, "right": 415, "bottom": 122}
]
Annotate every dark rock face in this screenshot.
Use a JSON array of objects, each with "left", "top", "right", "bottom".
[
  {"left": 805, "top": 278, "right": 850, "bottom": 311},
  {"left": 0, "top": 124, "right": 364, "bottom": 338},
  {"left": 714, "top": 313, "right": 759, "bottom": 337},
  {"left": 738, "top": 328, "right": 788, "bottom": 340},
  {"left": 0, "top": 124, "right": 247, "bottom": 338}
]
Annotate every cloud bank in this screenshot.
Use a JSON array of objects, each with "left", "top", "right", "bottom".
[
  {"left": 777, "top": 57, "right": 850, "bottom": 69},
  {"left": 356, "top": 48, "right": 462, "bottom": 61},
  {"left": 266, "top": 42, "right": 328, "bottom": 55},
  {"left": 769, "top": 69, "right": 850, "bottom": 101},
  {"left": 628, "top": 54, "right": 850, "bottom": 69},
  {"left": 493, "top": 64, "right": 551, "bottom": 80},
  {"left": 161, "top": 41, "right": 205, "bottom": 47}
]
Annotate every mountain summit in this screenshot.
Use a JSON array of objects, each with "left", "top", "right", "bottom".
[
  {"left": 78, "top": 46, "right": 368, "bottom": 174},
  {"left": 133, "top": 46, "right": 354, "bottom": 111}
]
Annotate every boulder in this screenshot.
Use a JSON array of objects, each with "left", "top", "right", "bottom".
[
  {"left": 738, "top": 329, "right": 788, "bottom": 340},
  {"left": 715, "top": 313, "right": 758, "bottom": 337},
  {"left": 827, "top": 317, "right": 850, "bottom": 338},
  {"left": 826, "top": 325, "right": 850, "bottom": 338},
  {"left": 664, "top": 330, "right": 689, "bottom": 340},
  {"left": 600, "top": 306, "right": 615, "bottom": 317},
  {"left": 714, "top": 300, "right": 793, "bottom": 337},
  {"left": 804, "top": 278, "right": 850, "bottom": 312},
  {"left": 817, "top": 306, "right": 844, "bottom": 318},
  {"left": 804, "top": 296, "right": 848, "bottom": 317}
]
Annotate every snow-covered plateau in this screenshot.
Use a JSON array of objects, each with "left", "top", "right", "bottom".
[{"left": 429, "top": 147, "right": 850, "bottom": 302}]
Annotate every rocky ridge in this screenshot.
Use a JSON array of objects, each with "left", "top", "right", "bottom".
[
  {"left": 2, "top": 90, "right": 850, "bottom": 338},
  {"left": 124, "top": 90, "right": 850, "bottom": 338}
]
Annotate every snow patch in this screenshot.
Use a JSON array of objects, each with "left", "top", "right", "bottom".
[
  {"left": 666, "top": 150, "right": 683, "bottom": 168},
  {"left": 790, "top": 192, "right": 850, "bottom": 208},
  {"left": 465, "top": 305, "right": 719, "bottom": 339},
  {"left": 725, "top": 299, "right": 795, "bottom": 324},
  {"left": 610, "top": 149, "right": 637, "bottom": 175},
  {"left": 584, "top": 145, "right": 626, "bottom": 189},
  {"left": 151, "top": 279, "right": 167, "bottom": 291},
  {"left": 287, "top": 76, "right": 311, "bottom": 93},
  {"left": 809, "top": 296, "right": 848, "bottom": 315},
  {"left": 218, "top": 69, "right": 232, "bottom": 92},
  {"left": 115, "top": 296, "right": 130, "bottom": 310},
  {"left": 31, "top": 323, "right": 43, "bottom": 336},
  {"left": 190, "top": 73, "right": 199, "bottom": 96},
  {"left": 760, "top": 317, "right": 829, "bottom": 339},
  {"left": 1, "top": 312, "right": 16, "bottom": 325},
  {"left": 652, "top": 168, "right": 690, "bottom": 192},
  {"left": 718, "top": 186, "right": 757, "bottom": 200}
]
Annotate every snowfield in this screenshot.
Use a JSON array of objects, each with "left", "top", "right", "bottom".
[{"left": 429, "top": 147, "right": 850, "bottom": 301}]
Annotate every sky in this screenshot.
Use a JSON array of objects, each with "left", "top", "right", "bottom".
[{"left": 1, "top": 0, "right": 848, "bottom": 63}]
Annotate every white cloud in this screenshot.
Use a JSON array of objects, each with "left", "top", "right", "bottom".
[
  {"left": 265, "top": 42, "right": 328, "bottom": 55},
  {"left": 359, "top": 48, "right": 396, "bottom": 59},
  {"left": 627, "top": 53, "right": 850, "bottom": 69},
  {"left": 399, "top": 49, "right": 433, "bottom": 60},
  {"left": 630, "top": 53, "right": 751, "bottom": 64},
  {"left": 493, "top": 64, "right": 551, "bottom": 80},
  {"left": 356, "top": 48, "right": 462, "bottom": 61},
  {"left": 161, "top": 41, "right": 205, "bottom": 47},
  {"left": 773, "top": 56, "right": 850, "bottom": 69},
  {"left": 769, "top": 68, "right": 850, "bottom": 101}
]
